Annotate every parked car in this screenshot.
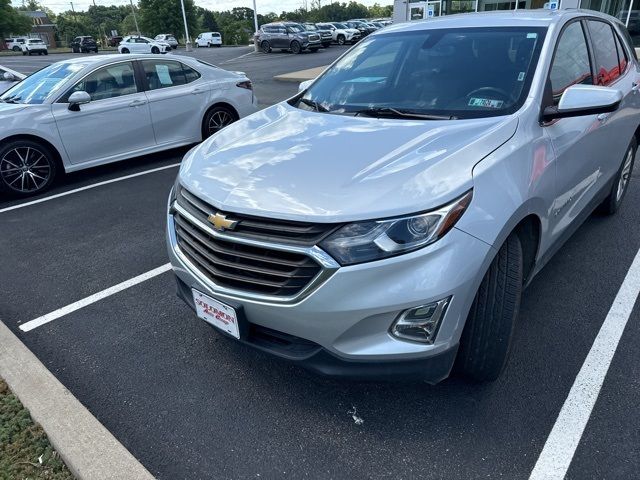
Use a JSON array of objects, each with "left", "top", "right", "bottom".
[
  {"left": 195, "top": 32, "right": 222, "bottom": 48},
  {"left": 0, "top": 55, "right": 257, "bottom": 196},
  {"left": 344, "top": 20, "right": 375, "bottom": 36},
  {"left": 119, "top": 36, "right": 170, "bottom": 54},
  {"left": 166, "top": 10, "right": 639, "bottom": 383},
  {"left": 0, "top": 67, "right": 25, "bottom": 94},
  {"left": 256, "top": 22, "right": 321, "bottom": 54},
  {"left": 5, "top": 37, "right": 27, "bottom": 52},
  {"left": 107, "top": 35, "right": 123, "bottom": 47},
  {"left": 70, "top": 36, "right": 98, "bottom": 53},
  {"left": 21, "top": 39, "right": 48, "bottom": 56},
  {"left": 317, "top": 22, "right": 360, "bottom": 45},
  {"left": 302, "top": 23, "right": 332, "bottom": 48},
  {"left": 155, "top": 34, "right": 179, "bottom": 49}
]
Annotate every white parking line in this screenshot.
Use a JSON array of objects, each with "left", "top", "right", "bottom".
[
  {"left": 0, "top": 163, "right": 180, "bottom": 214},
  {"left": 529, "top": 247, "right": 640, "bottom": 480},
  {"left": 19, "top": 263, "right": 172, "bottom": 332}
]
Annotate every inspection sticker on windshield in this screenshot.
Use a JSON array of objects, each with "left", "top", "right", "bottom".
[{"left": 468, "top": 98, "right": 504, "bottom": 109}]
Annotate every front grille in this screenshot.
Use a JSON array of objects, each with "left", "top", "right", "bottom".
[
  {"left": 176, "top": 186, "right": 337, "bottom": 246},
  {"left": 309, "top": 34, "right": 320, "bottom": 41},
  {"left": 174, "top": 212, "right": 323, "bottom": 296}
]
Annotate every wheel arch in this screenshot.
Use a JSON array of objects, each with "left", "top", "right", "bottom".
[
  {"left": 0, "top": 134, "right": 65, "bottom": 172},
  {"left": 200, "top": 102, "right": 240, "bottom": 140}
]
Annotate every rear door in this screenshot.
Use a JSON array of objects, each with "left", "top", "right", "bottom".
[
  {"left": 140, "top": 59, "right": 207, "bottom": 144},
  {"left": 51, "top": 61, "right": 156, "bottom": 164}
]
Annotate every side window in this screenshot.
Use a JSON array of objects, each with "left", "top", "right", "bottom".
[
  {"left": 183, "top": 64, "right": 201, "bottom": 83},
  {"left": 549, "top": 22, "right": 592, "bottom": 101},
  {"left": 613, "top": 30, "right": 629, "bottom": 75},
  {"left": 142, "top": 60, "right": 189, "bottom": 90},
  {"left": 65, "top": 62, "right": 138, "bottom": 101},
  {"left": 588, "top": 20, "right": 622, "bottom": 85}
]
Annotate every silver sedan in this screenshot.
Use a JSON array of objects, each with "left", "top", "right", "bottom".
[{"left": 0, "top": 54, "right": 258, "bottom": 196}]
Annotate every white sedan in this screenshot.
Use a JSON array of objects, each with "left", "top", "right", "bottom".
[
  {"left": 119, "top": 36, "right": 170, "bottom": 54},
  {"left": 0, "top": 54, "right": 258, "bottom": 196}
]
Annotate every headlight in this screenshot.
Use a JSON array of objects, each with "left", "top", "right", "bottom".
[{"left": 320, "top": 191, "right": 472, "bottom": 265}]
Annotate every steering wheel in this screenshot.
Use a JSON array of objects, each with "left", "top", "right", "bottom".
[{"left": 465, "top": 87, "right": 513, "bottom": 102}]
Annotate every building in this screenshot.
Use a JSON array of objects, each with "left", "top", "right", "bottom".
[
  {"left": 391, "top": 0, "right": 640, "bottom": 45},
  {"left": 21, "top": 11, "right": 57, "bottom": 48}
]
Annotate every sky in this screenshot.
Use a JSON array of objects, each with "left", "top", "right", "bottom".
[{"left": 10, "top": 0, "right": 391, "bottom": 15}]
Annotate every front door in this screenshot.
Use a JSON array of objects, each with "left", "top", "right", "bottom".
[{"left": 52, "top": 61, "right": 156, "bottom": 165}]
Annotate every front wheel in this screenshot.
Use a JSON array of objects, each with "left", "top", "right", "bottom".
[
  {"left": 455, "top": 233, "right": 523, "bottom": 382},
  {"left": 195, "top": 42, "right": 199, "bottom": 48},
  {"left": 44, "top": 51, "right": 48, "bottom": 55},
  {"left": 0, "top": 140, "right": 58, "bottom": 197},
  {"left": 290, "top": 40, "right": 302, "bottom": 54},
  {"left": 151, "top": 46, "right": 160, "bottom": 54},
  {"left": 599, "top": 137, "right": 637, "bottom": 215},
  {"left": 337, "top": 35, "right": 346, "bottom": 45},
  {"left": 203, "top": 106, "right": 237, "bottom": 138}
]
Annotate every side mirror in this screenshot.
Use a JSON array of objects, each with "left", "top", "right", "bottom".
[
  {"left": 542, "top": 84, "right": 622, "bottom": 122},
  {"left": 68, "top": 91, "right": 91, "bottom": 111},
  {"left": 3, "top": 72, "right": 16, "bottom": 82},
  {"left": 298, "top": 79, "right": 313, "bottom": 93}
]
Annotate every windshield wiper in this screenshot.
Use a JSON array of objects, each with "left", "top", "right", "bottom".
[
  {"left": 354, "top": 107, "right": 456, "bottom": 120},
  {"left": 2, "top": 95, "right": 20, "bottom": 104},
  {"left": 298, "top": 97, "right": 329, "bottom": 112}
]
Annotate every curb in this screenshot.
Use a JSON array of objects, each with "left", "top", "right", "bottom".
[
  {"left": 0, "top": 320, "right": 155, "bottom": 480},
  {"left": 274, "top": 65, "right": 327, "bottom": 83}
]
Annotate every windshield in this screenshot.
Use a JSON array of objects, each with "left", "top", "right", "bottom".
[
  {"left": 287, "top": 24, "right": 305, "bottom": 33},
  {"left": 296, "top": 27, "right": 546, "bottom": 119},
  {"left": 305, "top": 24, "right": 318, "bottom": 31},
  {"left": 333, "top": 23, "right": 347, "bottom": 29},
  {"left": 1, "top": 62, "right": 84, "bottom": 104}
]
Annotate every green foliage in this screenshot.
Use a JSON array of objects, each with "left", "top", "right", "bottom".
[
  {"left": 138, "top": 0, "right": 197, "bottom": 41},
  {"left": 0, "top": 380, "right": 73, "bottom": 479},
  {"left": 0, "top": 0, "right": 32, "bottom": 38}
]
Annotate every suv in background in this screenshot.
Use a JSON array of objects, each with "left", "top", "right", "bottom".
[
  {"left": 344, "top": 20, "right": 374, "bottom": 37},
  {"left": 256, "top": 22, "right": 322, "bottom": 54},
  {"left": 5, "top": 37, "right": 27, "bottom": 52},
  {"left": 21, "top": 38, "right": 48, "bottom": 56},
  {"left": 317, "top": 22, "right": 360, "bottom": 45},
  {"left": 302, "top": 23, "right": 332, "bottom": 48},
  {"left": 70, "top": 36, "right": 98, "bottom": 53},
  {"left": 155, "top": 34, "right": 179, "bottom": 49},
  {"left": 195, "top": 32, "right": 222, "bottom": 48}
]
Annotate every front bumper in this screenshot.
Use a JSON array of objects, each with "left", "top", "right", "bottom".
[{"left": 166, "top": 197, "right": 494, "bottom": 382}]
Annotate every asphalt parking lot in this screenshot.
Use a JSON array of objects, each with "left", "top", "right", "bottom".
[{"left": 1, "top": 47, "right": 640, "bottom": 479}]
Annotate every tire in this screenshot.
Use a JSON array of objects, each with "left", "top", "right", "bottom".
[
  {"left": 216, "top": 44, "right": 221, "bottom": 48},
  {"left": 260, "top": 40, "right": 271, "bottom": 53},
  {"left": 202, "top": 105, "right": 237, "bottom": 139},
  {"left": 322, "top": 42, "right": 331, "bottom": 48},
  {"left": 151, "top": 46, "right": 160, "bottom": 54},
  {"left": 121, "top": 47, "right": 130, "bottom": 54},
  {"left": 0, "top": 140, "right": 58, "bottom": 197},
  {"left": 455, "top": 234, "right": 523, "bottom": 382},
  {"left": 94, "top": 48, "right": 98, "bottom": 53},
  {"left": 290, "top": 40, "right": 302, "bottom": 54},
  {"left": 44, "top": 51, "right": 48, "bottom": 55},
  {"left": 207, "top": 43, "right": 212, "bottom": 48},
  {"left": 599, "top": 137, "right": 636, "bottom": 215},
  {"left": 22, "top": 51, "right": 27, "bottom": 56},
  {"left": 337, "top": 35, "right": 346, "bottom": 45},
  {"left": 12, "top": 46, "right": 20, "bottom": 51},
  {"left": 195, "top": 42, "right": 199, "bottom": 48}
]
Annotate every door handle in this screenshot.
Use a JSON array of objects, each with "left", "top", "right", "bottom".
[
  {"left": 128, "top": 99, "right": 147, "bottom": 107},
  {"left": 190, "top": 88, "right": 205, "bottom": 95}
]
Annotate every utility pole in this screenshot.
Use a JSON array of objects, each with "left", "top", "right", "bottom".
[
  {"left": 70, "top": 1, "right": 76, "bottom": 19},
  {"left": 129, "top": 0, "right": 140, "bottom": 34},
  {"left": 252, "top": 0, "right": 258, "bottom": 37},
  {"left": 180, "top": 0, "right": 191, "bottom": 51}
]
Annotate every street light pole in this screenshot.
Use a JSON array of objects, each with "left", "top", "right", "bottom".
[
  {"left": 252, "top": 0, "right": 259, "bottom": 50},
  {"left": 129, "top": 0, "right": 140, "bottom": 34},
  {"left": 180, "top": 0, "right": 192, "bottom": 51}
]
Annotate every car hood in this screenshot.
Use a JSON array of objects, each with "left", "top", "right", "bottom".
[{"left": 179, "top": 103, "right": 518, "bottom": 223}]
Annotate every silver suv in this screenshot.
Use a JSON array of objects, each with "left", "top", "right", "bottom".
[
  {"left": 255, "top": 22, "right": 321, "bottom": 54},
  {"left": 167, "top": 11, "right": 639, "bottom": 383}
]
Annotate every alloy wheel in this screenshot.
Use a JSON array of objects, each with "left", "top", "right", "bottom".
[
  {"left": 208, "top": 110, "right": 234, "bottom": 135},
  {"left": 616, "top": 147, "right": 634, "bottom": 202},
  {"left": 0, "top": 146, "right": 52, "bottom": 193}
]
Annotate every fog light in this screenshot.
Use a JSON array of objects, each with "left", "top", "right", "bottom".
[{"left": 390, "top": 297, "right": 451, "bottom": 344}]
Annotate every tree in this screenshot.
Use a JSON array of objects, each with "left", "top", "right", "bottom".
[
  {"left": 138, "top": 0, "right": 197, "bottom": 40},
  {"left": 0, "top": 0, "right": 32, "bottom": 40},
  {"left": 200, "top": 9, "right": 219, "bottom": 32}
]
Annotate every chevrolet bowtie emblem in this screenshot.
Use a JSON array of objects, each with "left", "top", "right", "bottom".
[{"left": 207, "top": 212, "right": 239, "bottom": 231}]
